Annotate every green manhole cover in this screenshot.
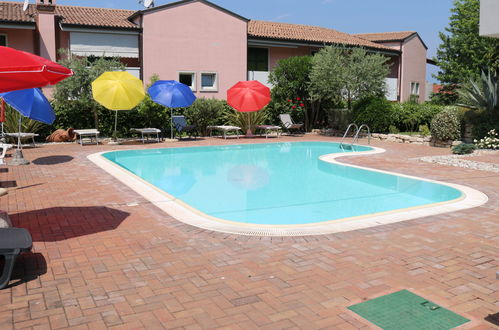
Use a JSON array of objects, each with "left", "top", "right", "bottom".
[{"left": 348, "top": 290, "right": 469, "bottom": 329}]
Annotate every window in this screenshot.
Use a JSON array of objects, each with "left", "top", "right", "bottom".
[
  {"left": 410, "top": 82, "right": 420, "bottom": 95},
  {"left": 248, "top": 47, "right": 269, "bottom": 71},
  {"left": 178, "top": 72, "right": 196, "bottom": 91},
  {"left": 200, "top": 72, "right": 218, "bottom": 92},
  {"left": 0, "top": 35, "right": 7, "bottom": 47}
]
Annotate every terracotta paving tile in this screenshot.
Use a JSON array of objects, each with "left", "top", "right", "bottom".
[{"left": 0, "top": 135, "right": 497, "bottom": 328}]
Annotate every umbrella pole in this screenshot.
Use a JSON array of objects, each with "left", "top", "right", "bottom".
[
  {"left": 170, "top": 108, "right": 173, "bottom": 140},
  {"left": 9, "top": 116, "right": 29, "bottom": 165},
  {"left": 18, "top": 116, "right": 22, "bottom": 150},
  {"left": 114, "top": 110, "right": 118, "bottom": 142},
  {"left": 246, "top": 112, "right": 252, "bottom": 137}
]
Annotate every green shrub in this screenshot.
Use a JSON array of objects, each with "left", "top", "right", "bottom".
[
  {"left": 452, "top": 143, "right": 476, "bottom": 154},
  {"left": 225, "top": 108, "right": 267, "bottom": 135},
  {"left": 430, "top": 107, "right": 461, "bottom": 141},
  {"left": 389, "top": 125, "right": 399, "bottom": 134},
  {"left": 326, "top": 108, "right": 351, "bottom": 130},
  {"left": 184, "top": 98, "right": 226, "bottom": 136},
  {"left": 418, "top": 124, "right": 430, "bottom": 136},
  {"left": 392, "top": 102, "right": 444, "bottom": 132},
  {"left": 352, "top": 97, "right": 394, "bottom": 133}
]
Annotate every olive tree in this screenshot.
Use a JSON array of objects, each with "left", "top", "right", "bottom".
[
  {"left": 309, "top": 46, "right": 390, "bottom": 110},
  {"left": 53, "top": 54, "right": 125, "bottom": 131}
]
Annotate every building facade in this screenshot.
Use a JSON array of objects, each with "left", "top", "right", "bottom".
[
  {"left": 479, "top": 0, "right": 499, "bottom": 38},
  {"left": 0, "top": 0, "right": 429, "bottom": 101}
]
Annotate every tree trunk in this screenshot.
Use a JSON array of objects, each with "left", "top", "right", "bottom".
[{"left": 91, "top": 105, "right": 99, "bottom": 130}]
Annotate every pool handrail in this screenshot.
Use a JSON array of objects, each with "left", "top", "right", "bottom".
[
  {"left": 340, "top": 123, "right": 358, "bottom": 147},
  {"left": 353, "top": 124, "right": 371, "bottom": 145}
]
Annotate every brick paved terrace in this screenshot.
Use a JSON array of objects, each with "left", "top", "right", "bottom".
[{"left": 0, "top": 134, "right": 497, "bottom": 329}]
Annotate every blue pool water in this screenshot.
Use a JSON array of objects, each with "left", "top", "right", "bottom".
[{"left": 103, "top": 142, "right": 462, "bottom": 225}]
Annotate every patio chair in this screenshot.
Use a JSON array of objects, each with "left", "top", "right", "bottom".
[
  {"left": 172, "top": 116, "right": 197, "bottom": 140},
  {"left": 0, "top": 143, "right": 12, "bottom": 165},
  {"left": 279, "top": 114, "right": 304, "bottom": 135},
  {"left": 0, "top": 228, "right": 32, "bottom": 289}
]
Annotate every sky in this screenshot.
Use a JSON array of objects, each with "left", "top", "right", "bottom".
[{"left": 15, "top": 0, "right": 456, "bottom": 83}]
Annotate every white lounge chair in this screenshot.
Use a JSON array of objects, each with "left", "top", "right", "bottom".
[
  {"left": 279, "top": 114, "right": 304, "bottom": 135},
  {"left": 131, "top": 128, "right": 161, "bottom": 143},
  {"left": 207, "top": 125, "right": 241, "bottom": 139},
  {"left": 0, "top": 143, "right": 12, "bottom": 165},
  {"left": 74, "top": 129, "right": 99, "bottom": 146},
  {"left": 255, "top": 125, "right": 281, "bottom": 138},
  {"left": 4, "top": 133, "right": 39, "bottom": 147}
]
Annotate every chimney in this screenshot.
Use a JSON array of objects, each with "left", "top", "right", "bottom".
[{"left": 36, "top": 0, "right": 57, "bottom": 61}]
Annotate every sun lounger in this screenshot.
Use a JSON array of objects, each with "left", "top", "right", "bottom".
[
  {"left": 279, "top": 114, "right": 304, "bottom": 135},
  {"left": 5, "top": 133, "right": 39, "bottom": 147},
  {"left": 255, "top": 125, "right": 281, "bottom": 138},
  {"left": 207, "top": 125, "right": 241, "bottom": 139},
  {"left": 0, "top": 228, "right": 32, "bottom": 289},
  {"left": 131, "top": 128, "right": 161, "bottom": 143},
  {"left": 172, "top": 116, "right": 197, "bottom": 140},
  {"left": 0, "top": 143, "right": 12, "bottom": 165},
  {"left": 74, "top": 129, "right": 99, "bottom": 146}
]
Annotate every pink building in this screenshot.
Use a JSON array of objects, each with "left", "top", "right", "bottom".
[
  {"left": 354, "top": 32, "right": 429, "bottom": 103},
  {"left": 0, "top": 0, "right": 429, "bottom": 101}
]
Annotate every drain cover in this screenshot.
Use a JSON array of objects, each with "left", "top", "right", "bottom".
[{"left": 348, "top": 290, "right": 469, "bottom": 329}]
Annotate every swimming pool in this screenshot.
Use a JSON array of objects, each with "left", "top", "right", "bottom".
[{"left": 91, "top": 142, "right": 487, "bottom": 236}]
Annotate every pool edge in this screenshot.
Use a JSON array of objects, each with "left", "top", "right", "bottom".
[{"left": 87, "top": 144, "right": 489, "bottom": 236}]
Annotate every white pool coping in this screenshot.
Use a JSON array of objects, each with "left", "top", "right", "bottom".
[{"left": 88, "top": 143, "right": 488, "bottom": 236}]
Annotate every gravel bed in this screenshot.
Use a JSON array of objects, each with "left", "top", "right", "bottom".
[{"left": 417, "top": 150, "right": 499, "bottom": 173}]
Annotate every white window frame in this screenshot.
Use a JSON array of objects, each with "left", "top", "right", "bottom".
[
  {"left": 200, "top": 71, "right": 218, "bottom": 92},
  {"left": 0, "top": 34, "right": 8, "bottom": 47},
  {"left": 178, "top": 71, "right": 196, "bottom": 92},
  {"left": 410, "top": 82, "right": 420, "bottom": 95}
]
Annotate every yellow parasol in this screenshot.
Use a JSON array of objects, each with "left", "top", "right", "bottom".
[{"left": 92, "top": 71, "right": 145, "bottom": 142}]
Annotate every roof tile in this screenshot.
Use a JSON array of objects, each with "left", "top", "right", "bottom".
[
  {"left": 0, "top": 2, "right": 36, "bottom": 23},
  {"left": 0, "top": 2, "right": 137, "bottom": 29},
  {"left": 354, "top": 31, "right": 416, "bottom": 42},
  {"left": 248, "top": 20, "right": 396, "bottom": 51}
]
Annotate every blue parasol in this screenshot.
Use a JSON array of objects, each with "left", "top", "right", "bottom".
[
  {"left": 0, "top": 88, "right": 55, "bottom": 165},
  {"left": 0, "top": 88, "right": 55, "bottom": 125},
  {"left": 148, "top": 80, "right": 196, "bottom": 139}
]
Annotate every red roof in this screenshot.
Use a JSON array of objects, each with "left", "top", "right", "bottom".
[
  {"left": 354, "top": 31, "right": 417, "bottom": 42},
  {"left": 0, "top": 1, "right": 404, "bottom": 51},
  {"left": 248, "top": 20, "right": 396, "bottom": 51},
  {"left": 0, "top": 2, "right": 137, "bottom": 29}
]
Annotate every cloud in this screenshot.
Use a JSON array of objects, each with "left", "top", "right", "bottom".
[{"left": 321, "top": 0, "right": 334, "bottom": 4}]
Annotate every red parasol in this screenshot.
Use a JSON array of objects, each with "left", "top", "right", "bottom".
[
  {"left": 227, "top": 80, "right": 271, "bottom": 112},
  {"left": 0, "top": 46, "right": 73, "bottom": 93}
]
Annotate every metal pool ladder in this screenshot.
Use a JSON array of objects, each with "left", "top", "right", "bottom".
[
  {"left": 353, "top": 124, "right": 371, "bottom": 145},
  {"left": 340, "top": 123, "right": 371, "bottom": 147},
  {"left": 340, "top": 123, "right": 358, "bottom": 147}
]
